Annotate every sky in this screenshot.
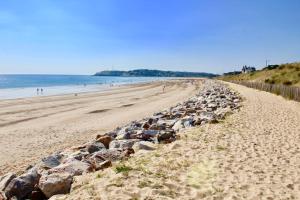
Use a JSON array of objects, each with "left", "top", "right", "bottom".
[{"left": 0, "top": 0, "right": 300, "bottom": 75}]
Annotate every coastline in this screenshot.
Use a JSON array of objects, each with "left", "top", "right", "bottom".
[
  {"left": 0, "top": 79, "right": 200, "bottom": 175},
  {"left": 0, "top": 76, "right": 172, "bottom": 100}
]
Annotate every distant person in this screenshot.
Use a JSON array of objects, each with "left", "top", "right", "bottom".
[
  {"left": 41, "top": 88, "right": 43, "bottom": 95},
  {"left": 163, "top": 85, "right": 166, "bottom": 93},
  {"left": 36, "top": 88, "right": 39, "bottom": 95}
]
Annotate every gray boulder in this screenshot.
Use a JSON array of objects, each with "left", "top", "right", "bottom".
[
  {"left": 86, "top": 142, "right": 106, "bottom": 154},
  {"left": 49, "top": 159, "right": 93, "bottom": 176},
  {"left": 199, "top": 111, "right": 217, "bottom": 123},
  {"left": 142, "top": 130, "right": 159, "bottom": 136},
  {"left": 4, "top": 168, "right": 40, "bottom": 199},
  {"left": 172, "top": 120, "right": 183, "bottom": 131},
  {"left": 38, "top": 173, "right": 73, "bottom": 198},
  {"left": 90, "top": 148, "right": 134, "bottom": 162},
  {"left": 109, "top": 139, "right": 139, "bottom": 149},
  {"left": 41, "top": 155, "right": 61, "bottom": 169}
]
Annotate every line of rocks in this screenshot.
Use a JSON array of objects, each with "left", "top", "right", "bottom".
[{"left": 0, "top": 80, "right": 241, "bottom": 200}]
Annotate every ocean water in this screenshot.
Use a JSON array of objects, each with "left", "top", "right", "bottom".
[{"left": 0, "top": 74, "right": 168, "bottom": 99}]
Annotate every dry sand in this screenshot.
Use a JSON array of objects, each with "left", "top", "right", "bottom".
[
  {"left": 52, "top": 82, "right": 300, "bottom": 200},
  {"left": 0, "top": 79, "right": 202, "bottom": 175}
]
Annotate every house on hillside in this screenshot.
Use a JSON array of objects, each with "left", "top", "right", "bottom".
[{"left": 242, "top": 65, "right": 256, "bottom": 73}]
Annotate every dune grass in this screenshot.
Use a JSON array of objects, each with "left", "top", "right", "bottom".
[{"left": 218, "top": 62, "right": 300, "bottom": 87}]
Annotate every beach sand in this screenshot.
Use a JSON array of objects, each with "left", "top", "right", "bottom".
[
  {"left": 0, "top": 79, "right": 202, "bottom": 175},
  {"left": 51, "top": 81, "right": 300, "bottom": 200}
]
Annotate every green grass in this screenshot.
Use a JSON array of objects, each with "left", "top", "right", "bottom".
[{"left": 114, "top": 164, "right": 133, "bottom": 174}]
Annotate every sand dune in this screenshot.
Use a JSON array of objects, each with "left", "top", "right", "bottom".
[{"left": 0, "top": 80, "right": 202, "bottom": 175}]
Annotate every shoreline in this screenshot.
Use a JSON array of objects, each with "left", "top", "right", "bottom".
[
  {"left": 0, "top": 79, "right": 201, "bottom": 175},
  {"left": 0, "top": 78, "right": 173, "bottom": 100}
]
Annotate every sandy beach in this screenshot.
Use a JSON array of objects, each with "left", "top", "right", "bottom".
[
  {"left": 0, "top": 79, "right": 202, "bottom": 175},
  {"left": 52, "top": 81, "right": 300, "bottom": 200}
]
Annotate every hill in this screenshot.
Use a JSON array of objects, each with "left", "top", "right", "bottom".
[
  {"left": 218, "top": 62, "right": 300, "bottom": 87},
  {"left": 95, "top": 69, "right": 218, "bottom": 78}
]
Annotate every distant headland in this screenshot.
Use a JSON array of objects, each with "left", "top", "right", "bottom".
[{"left": 94, "top": 69, "right": 218, "bottom": 78}]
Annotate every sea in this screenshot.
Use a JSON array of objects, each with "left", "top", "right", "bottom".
[{"left": 0, "top": 74, "right": 169, "bottom": 100}]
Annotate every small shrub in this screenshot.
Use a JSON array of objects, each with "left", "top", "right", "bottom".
[
  {"left": 114, "top": 164, "right": 133, "bottom": 174},
  {"left": 283, "top": 80, "right": 292, "bottom": 86},
  {"left": 96, "top": 173, "right": 102, "bottom": 179},
  {"left": 216, "top": 145, "right": 227, "bottom": 151},
  {"left": 265, "top": 79, "right": 275, "bottom": 84}
]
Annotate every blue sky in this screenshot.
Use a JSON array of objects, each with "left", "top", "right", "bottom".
[{"left": 0, "top": 0, "right": 299, "bottom": 74}]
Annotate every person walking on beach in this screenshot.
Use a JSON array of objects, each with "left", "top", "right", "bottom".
[
  {"left": 36, "top": 88, "right": 39, "bottom": 95},
  {"left": 163, "top": 85, "right": 166, "bottom": 93},
  {"left": 41, "top": 88, "right": 43, "bottom": 95}
]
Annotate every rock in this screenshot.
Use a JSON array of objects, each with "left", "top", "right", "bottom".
[
  {"left": 116, "top": 127, "right": 137, "bottom": 139},
  {"left": 193, "top": 117, "right": 202, "bottom": 125},
  {"left": 0, "top": 172, "right": 16, "bottom": 191},
  {"left": 115, "top": 130, "right": 131, "bottom": 140},
  {"left": 207, "top": 103, "right": 217, "bottom": 110},
  {"left": 135, "top": 131, "right": 152, "bottom": 141},
  {"left": 4, "top": 168, "right": 40, "bottom": 199},
  {"left": 90, "top": 148, "right": 133, "bottom": 162},
  {"left": 94, "top": 160, "right": 112, "bottom": 170},
  {"left": 67, "top": 151, "right": 89, "bottom": 161},
  {"left": 149, "top": 123, "right": 165, "bottom": 130},
  {"left": 142, "top": 130, "right": 159, "bottom": 136},
  {"left": 172, "top": 120, "right": 183, "bottom": 131},
  {"left": 147, "top": 118, "right": 154, "bottom": 124},
  {"left": 86, "top": 142, "right": 106, "bottom": 153},
  {"left": 96, "top": 135, "right": 112, "bottom": 148},
  {"left": 104, "top": 130, "right": 118, "bottom": 138},
  {"left": 123, "top": 148, "right": 135, "bottom": 157},
  {"left": 157, "top": 119, "right": 178, "bottom": 128},
  {"left": 157, "top": 130, "right": 176, "bottom": 143},
  {"left": 109, "top": 139, "right": 139, "bottom": 149},
  {"left": 132, "top": 141, "right": 156, "bottom": 151},
  {"left": 41, "top": 155, "right": 61, "bottom": 169},
  {"left": 183, "top": 120, "right": 193, "bottom": 128},
  {"left": 49, "top": 159, "right": 93, "bottom": 176},
  {"left": 142, "top": 122, "right": 150, "bottom": 129},
  {"left": 173, "top": 111, "right": 184, "bottom": 118},
  {"left": 199, "top": 111, "right": 218, "bottom": 123},
  {"left": 38, "top": 173, "right": 73, "bottom": 198},
  {"left": 84, "top": 153, "right": 112, "bottom": 170},
  {"left": 233, "top": 98, "right": 240, "bottom": 103}
]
